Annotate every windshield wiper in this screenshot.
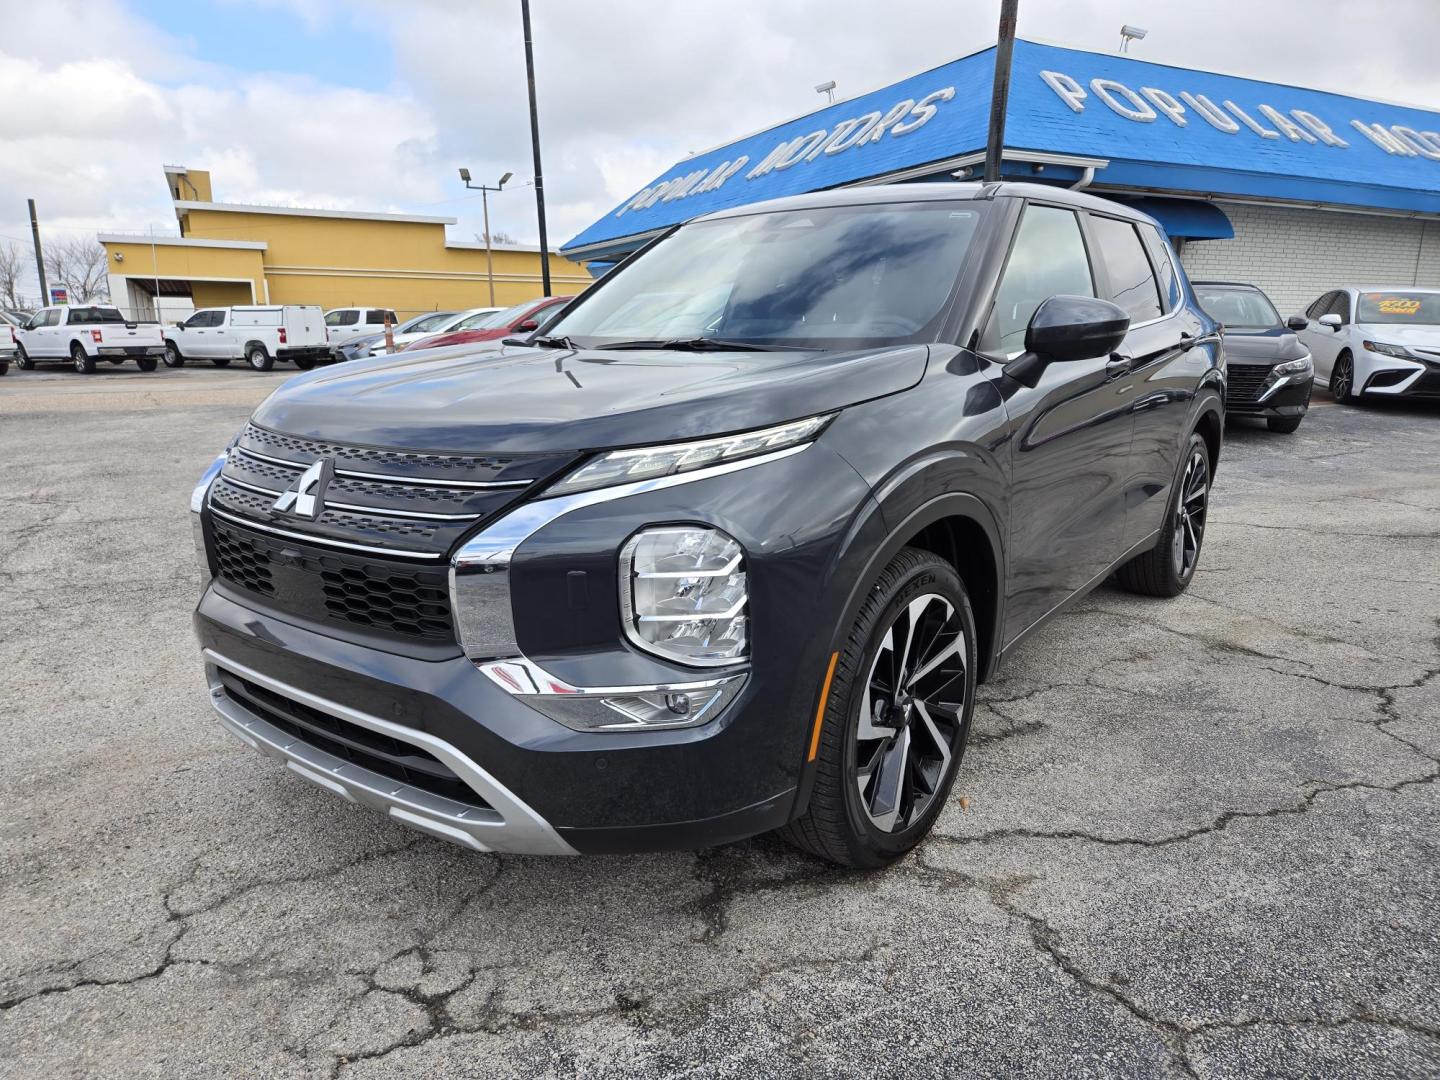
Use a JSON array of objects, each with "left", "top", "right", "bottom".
[
  {"left": 523, "top": 334, "right": 577, "bottom": 349},
  {"left": 602, "top": 337, "right": 806, "bottom": 352}
]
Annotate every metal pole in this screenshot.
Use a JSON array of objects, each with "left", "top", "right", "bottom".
[
  {"left": 520, "top": 0, "right": 551, "bottom": 297},
  {"left": 28, "top": 198, "right": 47, "bottom": 303},
  {"left": 983, "top": 0, "right": 1019, "bottom": 183},
  {"left": 482, "top": 186, "right": 496, "bottom": 306}
]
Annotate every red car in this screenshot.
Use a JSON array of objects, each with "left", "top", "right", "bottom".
[{"left": 401, "top": 295, "right": 573, "bottom": 352}]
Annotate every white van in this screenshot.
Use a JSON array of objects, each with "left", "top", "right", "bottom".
[{"left": 164, "top": 305, "right": 329, "bottom": 371}]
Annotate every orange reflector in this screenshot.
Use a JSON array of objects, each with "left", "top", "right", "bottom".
[{"left": 807, "top": 652, "right": 840, "bottom": 762}]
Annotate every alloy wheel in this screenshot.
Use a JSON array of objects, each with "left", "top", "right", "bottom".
[
  {"left": 1331, "top": 356, "right": 1352, "bottom": 401},
  {"left": 1171, "top": 448, "right": 1209, "bottom": 579},
  {"left": 854, "top": 593, "right": 967, "bottom": 834}
]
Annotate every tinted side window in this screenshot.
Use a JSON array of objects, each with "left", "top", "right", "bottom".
[
  {"left": 206, "top": 310, "right": 227, "bottom": 327},
  {"left": 1305, "top": 293, "right": 1332, "bottom": 319},
  {"left": 1328, "top": 292, "right": 1352, "bottom": 323},
  {"left": 44, "top": 309, "right": 63, "bottom": 327},
  {"left": 1139, "top": 224, "right": 1180, "bottom": 312},
  {"left": 338, "top": 310, "right": 360, "bottom": 326},
  {"left": 1090, "top": 216, "right": 1163, "bottom": 323},
  {"left": 184, "top": 311, "right": 208, "bottom": 328},
  {"left": 986, "top": 205, "right": 1095, "bottom": 354},
  {"left": 365, "top": 310, "right": 387, "bottom": 324}
]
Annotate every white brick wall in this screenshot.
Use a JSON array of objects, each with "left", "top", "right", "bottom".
[{"left": 1177, "top": 202, "right": 1440, "bottom": 316}]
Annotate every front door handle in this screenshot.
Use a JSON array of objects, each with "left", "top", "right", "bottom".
[{"left": 1105, "top": 354, "right": 1132, "bottom": 379}]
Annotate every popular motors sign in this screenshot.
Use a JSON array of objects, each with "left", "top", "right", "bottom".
[
  {"left": 614, "top": 87, "right": 958, "bottom": 219},
  {"left": 1038, "top": 68, "right": 1440, "bottom": 161}
]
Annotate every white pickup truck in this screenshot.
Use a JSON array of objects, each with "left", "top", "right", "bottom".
[
  {"left": 164, "top": 305, "right": 330, "bottom": 372},
  {"left": 0, "top": 311, "right": 19, "bottom": 376},
  {"left": 14, "top": 305, "right": 165, "bottom": 373}
]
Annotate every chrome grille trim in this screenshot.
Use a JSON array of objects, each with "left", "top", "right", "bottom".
[
  {"left": 218, "top": 475, "right": 481, "bottom": 522},
  {"left": 235, "top": 445, "right": 531, "bottom": 490},
  {"left": 207, "top": 505, "right": 444, "bottom": 560}
]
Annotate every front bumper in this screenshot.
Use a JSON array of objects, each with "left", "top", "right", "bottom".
[
  {"left": 192, "top": 439, "right": 870, "bottom": 854},
  {"left": 1224, "top": 363, "right": 1312, "bottom": 418},
  {"left": 204, "top": 648, "right": 577, "bottom": 854}
]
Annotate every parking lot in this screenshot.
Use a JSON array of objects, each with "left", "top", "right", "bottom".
[{"left": 1, "top": 367, "right": 1437, "bottom": 1079}]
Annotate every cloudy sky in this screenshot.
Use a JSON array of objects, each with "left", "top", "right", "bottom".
[{"left": 2, "top": 0, "right": 1439, "bottom": 302}]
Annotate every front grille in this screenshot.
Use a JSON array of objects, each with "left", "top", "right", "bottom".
[
  {"left": 218, "top": 670, "right": 489, "bottom": 809},
  {"left": 240, "top": 422, "right": 532, "bottom": 483},
  {"left": 210, "top": 518, "right": 457, "bottom": 642},
  {"left": 1225, "top": 363, "right": 1271, "bottom": 406}
]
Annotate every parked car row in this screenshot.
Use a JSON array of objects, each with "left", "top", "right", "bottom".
[
  {"left": 1189, "top": 281, "right": 1440, "bottom": 436},
  {"left": 2, "top": 296, "right": 575, "bottom": 375}
]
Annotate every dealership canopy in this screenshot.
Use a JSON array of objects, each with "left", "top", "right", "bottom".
[{"left": 563, "top": 39, "right": 1440, "bottom": 263}]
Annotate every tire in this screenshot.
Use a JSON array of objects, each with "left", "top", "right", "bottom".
[
  {"left": 782, "top": 547, "right": 977, "bottom": 868},
  {"left": 71, "top": 342, "right": 95, "bottom": 375},
  {"left": 246, "top": 344, "right": 274, "bottom": 372},
  {"left": 210, "top": 356, "right": 232, "bottom": 368},
  {"left": 292, "top": 354, "right": 316, "bottom": 370},
  {"left": 1267, "top": 416, "right": 1302, "bottom": 434},
  {"left": 15, "top": 344, "right": 34, "bottom": 370},
  {"left": 163, "top": 343, "right": 185, "bottom": 368},
  {"left": 136, "top": 356, "right": 158, "bottom": 372},
  {"left": 1330, "top": 350, "right": 1356, "bottom": 404},
  {"left": 0, "top": 358, "right": 9, "bottom": 376},
  {"left": 1116, "top": 431, "right": 1211, "bottom": 598}
]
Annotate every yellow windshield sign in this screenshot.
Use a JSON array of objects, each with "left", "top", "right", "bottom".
[{"left": 1368, "top": 295, "right": 1423, "bottom": 316}]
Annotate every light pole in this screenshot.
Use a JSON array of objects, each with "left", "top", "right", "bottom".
[
  {"left": 983, "top": 0, "right": 1019, "bottom": 183},
  {"left": 459, "top": 168, "right": 513, "bottom": 306},
  {"left": 520, "top": 0, "right": 551, "bottom": 297}
]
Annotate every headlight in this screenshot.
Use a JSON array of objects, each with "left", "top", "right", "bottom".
[
  {"left": 190, "top": 450, "right": 228, "bottom": 514},
  {"left": 1363, "top": 340, "right": 1409, "bottom": 359},
  {"left": 545, "top": 414, "right": 832, "bottom": 497},
  {"left": 620, "top": 526, "right": 747, "bottom": 666},
  {"left": 190, "top": 449, "right": 228, "bottom": 587},
  {"left": 1271, "top": 355, "right": 1313, "bottom": 378}
]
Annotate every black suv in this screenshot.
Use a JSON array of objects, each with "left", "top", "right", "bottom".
[{"left": 191, "top": 183, "right": 1224, "bottom": 868}]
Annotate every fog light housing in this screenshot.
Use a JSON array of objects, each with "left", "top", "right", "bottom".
[{"left": 620, "top": 526, "right": 748, "bottom": 667}]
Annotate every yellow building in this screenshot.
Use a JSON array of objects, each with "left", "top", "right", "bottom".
[{"left": 100, "top": 166, "right": 588, "bottom": 322}]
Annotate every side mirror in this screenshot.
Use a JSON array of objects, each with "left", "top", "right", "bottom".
[
  {"left": 515, "top": 319, "right": 540, "bottom": 333},
  {"left": 1006, "top": 295, "right": 1130, "bottom": 388},
  {"left": 1318, "top": 313, "right": 1342, "bottom": 330},
  {"left": 1286, "top": 314, "right": 1309, "bottom": 331}
]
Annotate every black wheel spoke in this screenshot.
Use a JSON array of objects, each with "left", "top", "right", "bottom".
[{"left": 854, "top": 593, "right": 967, "bottom": 834}]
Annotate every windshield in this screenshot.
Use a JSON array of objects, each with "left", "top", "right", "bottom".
[
  {"left": 545, "top": 202, "right": 984, "bottom": 350},
  {"left": 1357, "top": 291, "right": 1440, "bottom": 325},
  {"left": 397, "top": 311, "right": 456, "bottom": 334},
  {"left": 1193, "top": 284, "right": 1281, "bottom": 329},
  {"left": 454, "top": 308, "right": 509, "bottom": 331}
]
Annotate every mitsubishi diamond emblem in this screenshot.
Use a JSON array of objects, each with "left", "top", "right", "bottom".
[{"left": 272, "top": 458, "right": 334, "bottom": 520}]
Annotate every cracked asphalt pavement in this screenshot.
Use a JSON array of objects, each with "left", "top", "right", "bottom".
[{"left": 2, "top": 368, "right": 1437, "bottom": 1078}]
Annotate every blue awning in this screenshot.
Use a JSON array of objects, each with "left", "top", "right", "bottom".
[
  {"left": 584, "top": 260, "right": 618, "bottom": 278},
  {"left": 1113, "top": 196, "right": 1233, "bottom": 239}
]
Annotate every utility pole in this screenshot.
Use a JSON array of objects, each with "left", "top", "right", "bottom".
[
  {"left": 520, "top": 0, "right": 551, "bottom": 297},
  {"left": 983, "top": 0, "right": 1019, "bottom": 183},
  {"left": 28, "top": 198, "right": 48, "bottom": 303}
]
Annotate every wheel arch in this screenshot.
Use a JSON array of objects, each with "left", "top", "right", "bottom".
[
  {"left": 244, "top": 339, "right": 269, "bottom": 356},
  {"left": 832, "top": 490, "right": 1006, "bottom": 687},
  {"left": 1193, "top": 402, "right": 1222, "bottom": 476}
]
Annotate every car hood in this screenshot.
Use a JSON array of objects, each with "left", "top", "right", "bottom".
[
  {"left": 1224, "top": 326, "right": 1307, "bottom": 362},
  {"left": 1354, "top": 322, "right": 1440, "bottom": 349},
  {"left": 251, "top": 341, "right": 930, "bottom": 454}
]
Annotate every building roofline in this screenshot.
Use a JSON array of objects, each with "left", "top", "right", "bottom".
[
  {"left": 443, "top": 240, "right": 560, "bottom": 255},
  {"left": 172, "top": 200, "right": 458, "bottom": 225},
  {"left": 97, "top": 232, "right": 268, "bottom": 250},
  {"left": 1014, "top": 35, "right": 1440, "bottom": 118}
]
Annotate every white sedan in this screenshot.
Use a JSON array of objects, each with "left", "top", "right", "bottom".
[{"left": 1297, "top": 287, "right": 1440, "bottom": 404}]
